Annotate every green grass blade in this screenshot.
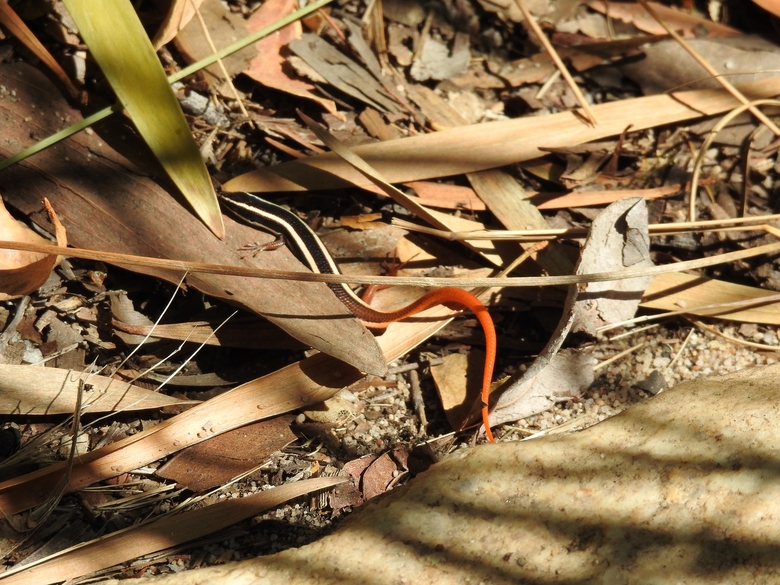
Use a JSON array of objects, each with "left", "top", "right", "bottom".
[
  {"left": 0, "top": 0, "right": 333, "bottom": 183},
  {"left": 62, "top": 0, "right": 223, "bottom": 236}
]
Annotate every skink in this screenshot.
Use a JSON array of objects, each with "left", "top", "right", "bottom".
[{"left": 220, "top": 191, "right": 497, "bottom": 442}]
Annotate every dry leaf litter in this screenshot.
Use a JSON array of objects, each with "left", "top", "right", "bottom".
[{"left": 0, "top": 0, "right": 778, "bottom": 581}]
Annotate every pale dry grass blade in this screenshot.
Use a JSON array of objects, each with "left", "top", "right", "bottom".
[
  {"left": 0, "top": 477, "right": 346, "bottom": 585},
  {"left": 641, "top": 272, "right": 780, "bottom": 326},
  {"left": 0, "top": 366, "right": 197, "bottom": 415},
  {"left": 223, "top": 78, "right": 780, "bottom": 193}
]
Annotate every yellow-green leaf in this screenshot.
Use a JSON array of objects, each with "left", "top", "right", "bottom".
[{"left": 62, "top": 0, "right": 224, "bottom": 238}]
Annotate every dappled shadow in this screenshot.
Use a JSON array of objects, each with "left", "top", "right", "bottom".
[{"left": 224, "top": 367, "right": 780, "bottom": 584}]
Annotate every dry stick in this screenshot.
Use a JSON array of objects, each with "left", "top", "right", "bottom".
[
  {"left": 2, "top": 238, "right": 780, "bottom": 289},
  {"left": 741, "top": 128, "right": 758, "bottom": 218},
  {"left": 688, "top": 317, "right": 780, "bottom": 352},
  {"left": 408, "top": 369, "right": 428, "bottom": 436},
  {"left": 592, "top": 342, "right": 644, "bottom": 373},
  {"left": 665, "top": 327, "right": 695, "bottom": 372},
  {"left": 188, "top": 0, "right": 249, "bottom": 119},
  {"left": 689, "top": 99, "right": 780, "bottom": 221},
  {"left": 394, "top": 213, "right": 780, "bottom": 242},
  {"left": 514, "top": 0, "right": 597, "bottom": 126},
  {"left": 636, "top": 0, "right": 780, "bottom": 138}
]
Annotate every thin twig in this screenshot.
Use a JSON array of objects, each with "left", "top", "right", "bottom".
[
  {"left": 393, "top": 213, "right": 780, "bottom": 241},
  {"left": 514, "top": 0, "right": 597, "bottom": 126},
  {"left": 189, "top": 0, "right": 249, "bottom": 119}
]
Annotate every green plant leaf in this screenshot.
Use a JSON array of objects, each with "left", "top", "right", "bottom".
[{"left": 62, "top": 0, "right": 224, "bottom": 237}]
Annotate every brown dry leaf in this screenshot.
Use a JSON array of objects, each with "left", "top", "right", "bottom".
[
  {"left": 405, "top": 181, "right": 487, "bottom": 211},
  {"left": 753, "top": 0, "right": 780, "bottom": 17},
  {"left": 621, "top": 38, "right": 780, "bottom": 95},
  {"left": 362, "top": 450, "right": 402, "bottom": 500},
  {"left": 0, "top": 198, "right": 66, "bottom": 301},
  {"left": 340, "top": 213, "right": 385, "bottom": 230},
  {"left": 110, "top": 293, "right": 158, "bottom": 346},
  {"left": 489, "top": 52, "right": 557, "bottom": 87},
  {"left": 641, "top": 272, "right": 780, "bottom": 325},
  {"left": 243, "top": 0, "right": 336, "bottom": 113},
  {"left": 585, "top": 1, "right": 740, "bottom": 38},
  {"left": 0, "top": 364, "right": 197, "bottom": 415},
  {"left": 0, "top": 2, "right": 81, "bottom": 100},
  {"left": 0, "top": 61, "right": 384, "bottom": 377},
  {"left": 173, "top": 0, "right": 255, "bottom": 87},
  {"left": 288, "top": 35, "right": 400, "bottom": 113},
  {"left": 532, "top": 184, "right": 682, "bottom": 209},
  {"left": 223, "top": 78, "right": 780, "bottom": 193},
  {"left": 112, "top": 310, "right": 304, "bottom": 350},
  {"left": 490, "top": 198, "right": 651, "bottom": 429},
  {"left": 0, "top": 476, "right": 345, "bottom": 585},
  {"left": 152, "top": 0, "right": 204, "bottom": 48},
  {"left": 156, "top": 415, "right": 297, "bottom": 491},
  {"left": 430, "top": 350, "right": 486, "bottom": 430}
]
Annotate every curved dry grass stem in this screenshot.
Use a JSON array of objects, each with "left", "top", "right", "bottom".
[
  {"left": 689, "top": 318, "right": 780, "bottom": 352},
  {"left": 0, "top": 238, "right": 778, "bottom": 289},
  {"left": 688, "top": 99, "right": 780, "bottom": 221}
]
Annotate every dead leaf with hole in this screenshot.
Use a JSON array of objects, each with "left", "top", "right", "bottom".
[
  {"left": 489, "top": 198, "right": 652, "bottom": 429},
  {"left": 0, "top": 197, "right": 66, "bottom": 300}
]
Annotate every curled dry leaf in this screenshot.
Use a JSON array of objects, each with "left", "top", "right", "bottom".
[
  {"left": 489, "top": 198, "right": 652, "bottom": 429},
  {"left": 571, "top": 197, "right": 654, "bottom": 333},
  {"left": 0, "top": 197, "right": 66, "bottom": 300}
]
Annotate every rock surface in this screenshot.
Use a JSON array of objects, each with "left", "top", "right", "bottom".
[{"left": 117, "top": 364, "right": 780, "bottom": 584}]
